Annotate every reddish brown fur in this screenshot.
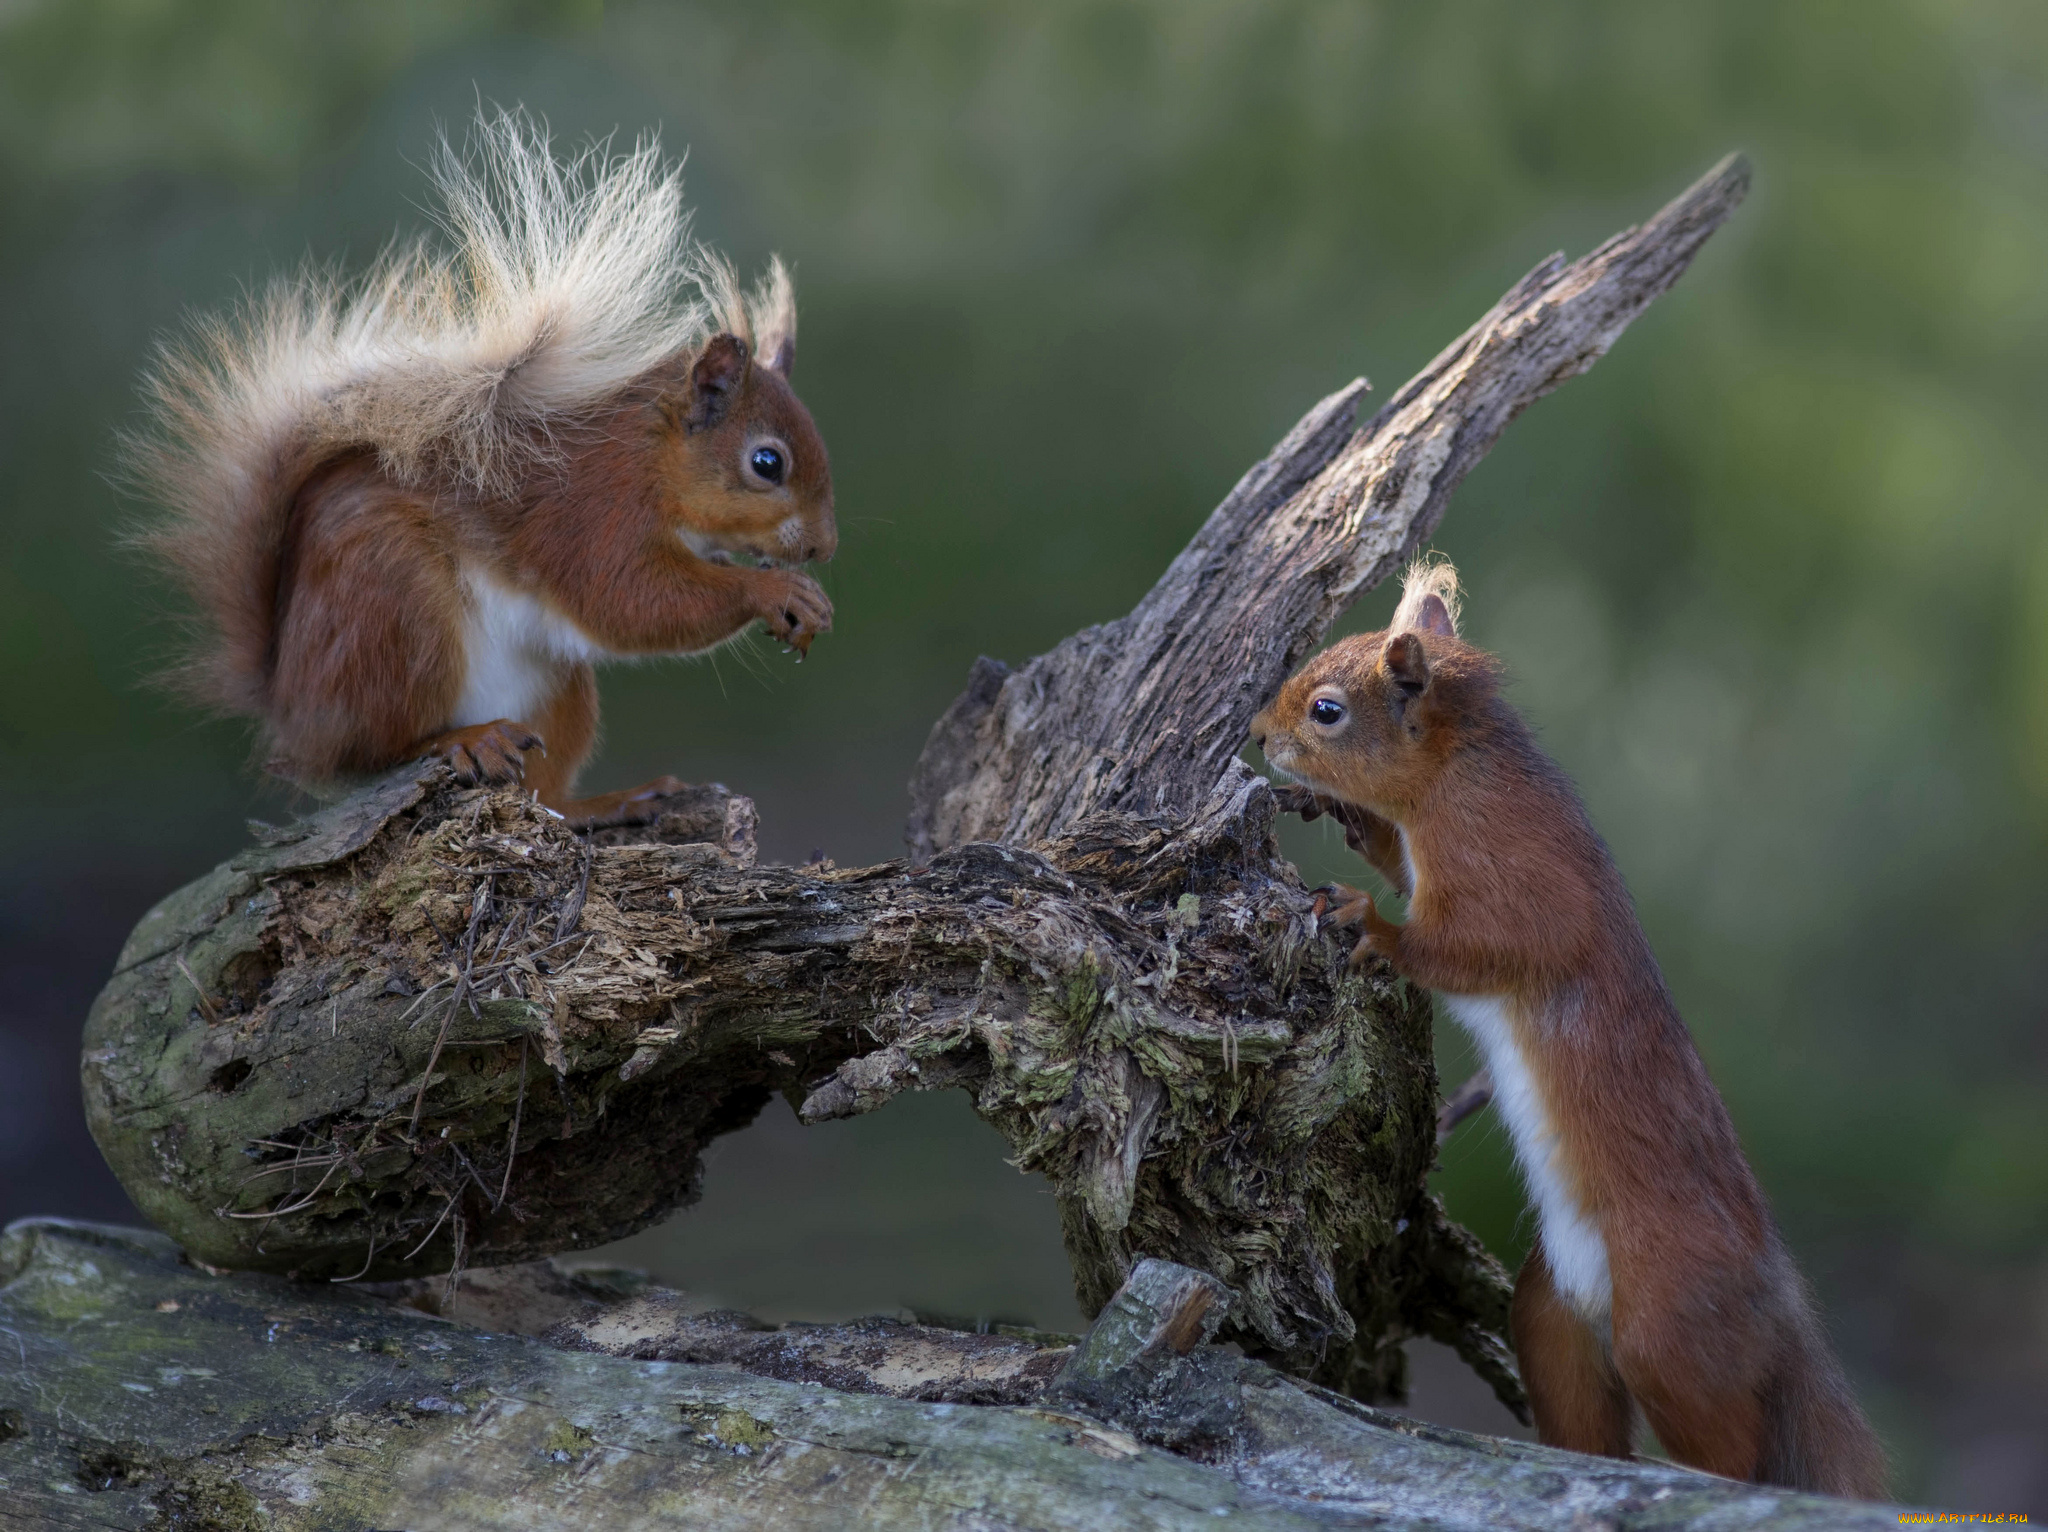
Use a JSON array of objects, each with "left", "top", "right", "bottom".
[
  {"left": 201, "top": 334, "right": 833, "bottom": 825},
  {"left": 1251, "top": 594, "right": 1886, "bottom": 1498}
]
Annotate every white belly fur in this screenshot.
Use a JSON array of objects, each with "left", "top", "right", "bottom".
[
  {"left": 1439, "top": 991, "right": 1613, "bottom": 1325},
  {"left": 452, "top": 567, "right": 608, "bottom": 729}
]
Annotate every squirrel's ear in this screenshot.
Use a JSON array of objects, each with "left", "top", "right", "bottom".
[
  {"left": 684, "top": 334, "right": 750, "bottom": 432},
  {"left": 1415, "top": 593, "right": 1456, "bottom": 639},
  {"left": 766, "top": 334, "right": 795, "bottom": 378},
  {"left": 1383, "top": 631, "right": 1431, "bottom": 698}
]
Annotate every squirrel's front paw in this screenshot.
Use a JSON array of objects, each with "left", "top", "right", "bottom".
[
  {"left": 1312, "top": 883, "right": 1370, "bottom": 925},
  {"left": 1313, "top": 884, "right": 1401, "bottom": 970},
  {"left": 1271, "top": 784, "right": 1331, "bottom": 821},
  {"left": 425, "top": 720, "right": 545, "bottom": 785},
  {"left": 753, "top": 568, "right": 833, "bottom": 657}
]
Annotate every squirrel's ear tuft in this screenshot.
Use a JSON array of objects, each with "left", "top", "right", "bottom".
[
  {"left": 748, "top": 255, "right": 798, "bottom": 379},
  {"left": 1391, "top": 555, "right": 1461, "bottom": 637},
  {"left": 1415, "top": 592, "right": 1456, "bottom": 639},
  {"left": 1383, "top": 631, "right": 1431, "bottom": 697},
  {"left": 684, "top": 333, "right": 750, "bottom": 432}
]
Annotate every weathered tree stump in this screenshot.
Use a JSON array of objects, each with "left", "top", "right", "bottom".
[{"left": 81, "top": 157, "right": 1750, "bottom": 1426}]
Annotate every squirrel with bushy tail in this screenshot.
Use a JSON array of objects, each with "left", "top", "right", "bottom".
[
  {"left": 1254, "top": 558, "right": 1886, "bottom": 1498},
  {"left": 129, "top": 111, "right": 836, "bottom": 826}
]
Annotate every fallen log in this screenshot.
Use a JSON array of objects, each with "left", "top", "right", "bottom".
[
  {"left": 81, "top": 157, "right": 1748, "bottom": 1424},
  {"left": 0, "top": 1219, "right": 1902, "bottom": 1529}
]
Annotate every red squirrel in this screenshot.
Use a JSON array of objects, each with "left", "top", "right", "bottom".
[
  {"left": 129, "top": 111, "right": 835, "bottom": 827},
  {"left": 1251, "top": 559, "right": 1886, "bottom": 1498}
]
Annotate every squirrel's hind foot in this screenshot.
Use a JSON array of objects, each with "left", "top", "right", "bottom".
[
  {"left": 552, "top": 776, "right": 692, "bottom": 831},
  {"left": 421, "top": 720, "right": 545, "bottom": 786}
]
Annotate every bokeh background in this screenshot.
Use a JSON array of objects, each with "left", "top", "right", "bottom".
[{"left": 2, "top": 0, "right": 2044, "bottom": 1508}]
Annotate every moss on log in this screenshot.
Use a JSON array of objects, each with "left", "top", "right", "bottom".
[{"left": 0, "top": 1221, "right": 1905, "bottom": 1530}]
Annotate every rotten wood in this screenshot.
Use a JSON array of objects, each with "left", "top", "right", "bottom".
[{"left": 84, "top": 759, "right": 1498, "bottom": 1404}]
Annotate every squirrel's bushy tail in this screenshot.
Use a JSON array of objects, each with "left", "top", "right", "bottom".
[
  {"left": 1757, "top": 1251, "right": 1889, "bottom": 1498},
  {"left": 124, "top": 107, "right": 796, "bottom": 720}
]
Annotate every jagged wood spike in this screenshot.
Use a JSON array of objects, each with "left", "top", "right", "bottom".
[{"left": 907, "top": 153, "right": 1750, "bottom": 853}]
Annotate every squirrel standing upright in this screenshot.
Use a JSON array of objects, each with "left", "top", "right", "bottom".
[
  {"left": 130, "top": 112, "right": 835, "bottom": 826},
  {"left": 1251, "top": 560, "right": 1886, "bottom": 1499}
]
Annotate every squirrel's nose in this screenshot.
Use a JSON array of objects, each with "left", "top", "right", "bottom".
[{"left": 1251, "top": 729, "right": 1267, "bottom": 751}]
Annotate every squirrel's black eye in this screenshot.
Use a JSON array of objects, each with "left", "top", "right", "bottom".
[
  {"left": 748, "top": 444, "right": 786, "bottom": 485},
  {"left": 1309, "top": 698, "right": 1347, "bottom": 727}
]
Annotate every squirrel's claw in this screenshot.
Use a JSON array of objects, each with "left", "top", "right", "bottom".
[
  {"left": 757, "top": 567, "right": 832, "bottom": 659},
  {"left": 1313, "top": 883, "right": 1400, "bottom": 971},
  {"left": 425, "top": 719, "right": 546, "bottom": 787},
  {"left": 1312, "top": 883, "right": 1372, "bottom": 926},
  {"left": 1272, "top": 784, "right": 1329, "bottom": 821}
]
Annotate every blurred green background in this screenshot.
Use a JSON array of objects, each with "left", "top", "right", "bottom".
[{"left": 2, "top": 0, "right": 2044, "bottom": 1508}]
